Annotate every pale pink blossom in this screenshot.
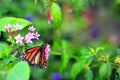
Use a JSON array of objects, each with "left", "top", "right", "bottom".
[
  {"left": 26, "top": 32, "right": 34, "bottom": 39},
  {"left": 24, "top": 32, "right": 34, "bottom": 43},
  {"left": 14, "top": 34, "right": 24, "bottom": 44},
  {"left": 33, "top": 32, "right": 40, "bottom": 39},
  {"left": 25, "top": 36, "right": 32, "bottom": 43},
  {"left": 14, "top": 23, "right": 22, "bottom": 30},
  {"left": 5, "top": 23, "right": 12, "bottom": 33},
  {"left": 45, "top": 44, "right": 50, "bottom": 60},
  {"left": 28, "top": 26, "right": 35, "bottom": 32},
  {"left": 5, "top": 23, "right": 12, "bottom": 29}
]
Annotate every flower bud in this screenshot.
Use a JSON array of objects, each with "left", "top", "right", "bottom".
[
  {"left": 6, "top": 29, "right": 9, "bottom": 33},
  {"left": 11, "top": 30, "right": 14, "bottom": 35},
  {"left": 46, "top": 6, "right": 52, "bottom": 24}
]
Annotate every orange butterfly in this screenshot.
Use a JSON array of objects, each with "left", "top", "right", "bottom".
[{"left": 21, "top": 44, "right": 49, "bottom": 68}]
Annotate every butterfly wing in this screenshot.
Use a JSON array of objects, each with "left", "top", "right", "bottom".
[
  {"left": 39, "top": 48, "right": 47, "bottom": 68},
  {"left": 21, "top": 45, "right": 47, "bottom": 68},
  {"left": 22, "top": 46, "right": 40, "bottom": 66}
]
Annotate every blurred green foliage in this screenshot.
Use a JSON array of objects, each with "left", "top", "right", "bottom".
[
  {"left": 0, "top": 0, "right": 120, "bottom": 80},
  {"left": 0, "top": 42, "right": 12, "bottom": 58}
]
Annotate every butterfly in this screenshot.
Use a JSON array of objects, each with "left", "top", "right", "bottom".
[{"left": 21, "top": 44, "right": 49, "bottom": 68}]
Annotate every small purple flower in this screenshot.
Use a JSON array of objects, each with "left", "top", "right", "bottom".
[
  {"left": 14, "top": 23, "right": 22, "bottom": 30},
  {"left": 51, "top": 73, "right": 62, "bottom": 80},
  {"left": 14, "top": 34, "right": 24, "bottom": 44},
  {"left": 45, "top": 44, "right": 50, "bottom": 60},
  {"left": 24, "top": 32, "right": 34, "bottom": 43},
  {"left": 25, "top": 14, "right": 33, "bottom": 21},
  {"left": 89, "top": 26, "right": 99, "bottom": 38},
  {"left": 28, "top": 26, "right": 35, "bottom": 32},
  {"left": 33, "top": 32, "right": 40, "bottom": 39}
]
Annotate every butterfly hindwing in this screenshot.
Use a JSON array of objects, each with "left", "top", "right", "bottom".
[{"left": 39, "top": 48, "right": 47, "bottom": 68}]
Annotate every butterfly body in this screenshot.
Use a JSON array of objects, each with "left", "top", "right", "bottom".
[{"left": 21, "top": 45, "right": 47, "bottom": 68}]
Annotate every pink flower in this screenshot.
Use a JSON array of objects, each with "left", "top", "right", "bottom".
[
  {"left": 5, "top": 23, "right": 12, "bottom": 33},
  {"left": 14, "top": 23, "right": 22, "bottom": 30},
  {"left": 46, "top": 7, "right": 52, "bottom": 24},
  {"left": 14, "top": 34, "right": 24, "bottom": 44},
  {"left": 45, "top": 44, "right": 50, "bottom": 60},
  {"left": 5, "top": 23, "right": 12, "bottom": 29},
  {"left": 28, "top": 26, "right": 35, "bottom": 32},
  {"left": 27, "top": 32, "right": 34, "bottom": 38},
  {"left": 25, "top": 36, "right": 32, "bottom": 43},
  {"left": 24, "top": 32, "right": 34, "bottom": 43},
  {"left": 33, "top": 32, "right": 40, "bottom": 39}
]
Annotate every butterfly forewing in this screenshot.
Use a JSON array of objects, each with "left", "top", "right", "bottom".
[{"left": 22, "top": 46, "right": 40, "bottom": 63}]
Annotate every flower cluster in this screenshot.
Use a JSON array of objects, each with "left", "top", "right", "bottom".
[{"left": 5, "top": 23, "right": 40, "bottom": 44}]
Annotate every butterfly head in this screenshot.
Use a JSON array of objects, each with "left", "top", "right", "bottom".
[{"left": 40, "top": 44, "right": 45, "bottom": 51}]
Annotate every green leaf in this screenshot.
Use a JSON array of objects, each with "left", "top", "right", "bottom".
[
  {"left": 0, "top": 42, "right": 12, "bottom": 58},
  {"left": 50, "top": 2, "right": 62, "bottom": 29},
  {"left": 116, "top": 0, "right": 120, "bottom": 3},
  {"left": 0, "top": 72, "right": 5, "bottom": 80},
  {"left": 6, "top": 61, "right": 30, "bottom": 80},
  {"left": 60, "top": 40, "right": 70, "bottom": 73},
  {"left": 84, "top": 69, "right": 93, "bottom": 80},
  {"left": 71, "top": 58, "right": 86, "bottom": 80},
  {"left": 80, "top": 47, "right": 89, "bottom": 54},
  {"left": 3, "top": 55, "right": 12, "bottom": 65},
  {"left": 0, "top": 17, "right": 32, "bottom": 32},
  {"left": 51, "top": 40, "right": 62, "bottom": 55},
  {"left": 117, "top": 68, "right": 120, "bottom": 78},
  {"left": 99, "top": 63, "right": 112, "bottom": 80},
  {"left": 89, "top": 47, "right": 96, "bottom": 55},
  {"left": 80, "top": 47, "right": 94, "bottom": 58},
  {"left": 0, "top": 61, "right": 13, "bottom": 72},
  {"left": 96, "top": 47, "right": 104, "bottom": 53}
]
